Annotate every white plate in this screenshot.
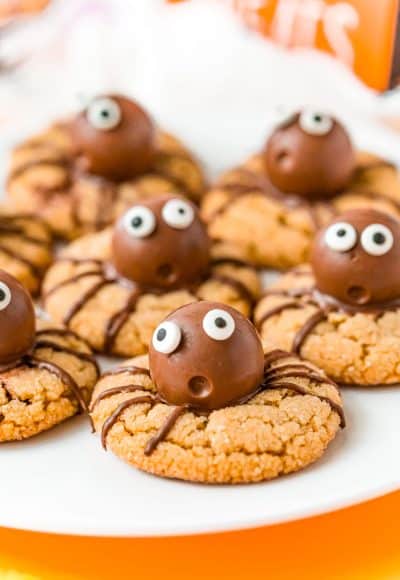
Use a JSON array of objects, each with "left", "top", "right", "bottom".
[
  {"left": 2, "top": 116, "right": 400, "bottom": 537},
  {"left": 1, "top": 385, "right": 400, "bottom": 536}
]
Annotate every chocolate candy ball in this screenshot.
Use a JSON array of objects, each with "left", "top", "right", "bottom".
[
  {"left": 311, "top": 209, "right": 400, "bottom": 306},
  {"left": 149, "top": 301, "right": 265, "bottom": 410},
  {"left": 0, "top": 270, "right": 35, "bottom": 365},
  {"left": 264, "top": 110, "right": 356, "bottom": 198},
  {"left": 69, "top": 94, "right": 156, "bottom": 181},
  {"left": 112, "top": 195, "right": 211, "bottom": 289}
]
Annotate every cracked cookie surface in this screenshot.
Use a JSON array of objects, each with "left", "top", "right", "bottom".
[
  {"left": 255, "top": 267, "right": 400, "bottom": 386},
  {"left": 201, "top": 152, "right": 400, "bottom": 269},
  {"left": 90, "top": 352, "right": 343, "bottom": 483},
  {"left": 41, "top": 230, "right": 260, "bottom": 357},
  {"left": 0, "top": 322, "right": 99, "bottom": 442},
  {"left": 7, "top": 124, "right": 205, "bottom": 239},
  {"left": 0, "top": 209, "right": 52, "bottom": 294}
]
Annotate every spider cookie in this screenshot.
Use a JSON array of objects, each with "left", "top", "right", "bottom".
[
  {"left": 0, "top": 270, "right": 99, "bottom": 441},
  {"left": 255, "top": 208, "right": 400, "bottom": 386},
  {"left": 42, "top": 195, "right": 260, "bottom": 357},
  {"left": 7, "top": 94, "right": 205, "bottom": 239},
  {"left": 0, "top": 208, "right": 52, "bottom": 294},
  {"left": 202, "top": 109, "right": 400, "bottom": 269},
  {"left": 90, "top": 301, "right": 344, "bottom": 483}
]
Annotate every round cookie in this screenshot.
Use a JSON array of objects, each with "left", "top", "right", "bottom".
[
  {"left": 255, "top": 208, "right": 400, "bottom": 386},
  {"left": 0, "top": 271, "right": 98, "bottom": 441},
  {"left": 90, "top": 301, "right": 344, "bottom": 484},
  {"left": 0, "top": 208, "right": 52, "bottom": 294},
  {"left": 42, "top": 195, "right": 261, "bottom": 357},
  {"left": 202, "top": 109, "right": 400, "bottom": 269},
  {"left": 7, "top": 94, "right": 205, "bottom": 239}
]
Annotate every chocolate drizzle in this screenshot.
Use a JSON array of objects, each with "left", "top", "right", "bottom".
[
  {"left": 44, "top": 256, "right": 256, "bottom": 354},
  {"left": 208, "top": 159, "right": 400, "bottom": 235},
  {"left": 9, "top": 123, "right": 202, "bottom": 235},
  {"left": 63, "top": 278, "right": 116, "bottom": 326},
  {"left": 0, "top": 327, "right": 98, "bottom": 418},
  {"left": 144, "top": 405, "right": 186, "bottom": 456},
  {"left": 103, "top": 289, "right": 142, "bottom": 353},
  {"left": 92, "top": 350, "right": 344, "bottom": 455},
  {"left": 209, "top": 168, "right": 334, "bottom": 230},
  {"left": 0, "top": 215, "right": 51, "bottom": 280},
  {"left": 257, "top": 278, "right": 400, "bottom": 357}
]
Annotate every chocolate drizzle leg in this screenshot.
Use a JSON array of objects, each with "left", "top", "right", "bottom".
[
  {"left": 63, "top": 278, "right": 116, "bottom": 326},
  {"left": 144, "top": 405, "right": 186, "bottom": 456},
  {"left": 101, "top": 394, "right": 156, "bottom": 449},
  {"left": 103, "top": 289, "right": 142, "bottom": 353},
  {"left": 291, "top": 309, "right": 329, "bottom": 355},
  {"left": 27, "top": 356, "right": 89, "bottom": 414},
  {"left": 44, "top": 237, "right": 257, "bottom": 356},
  {"left": 93, "top": 322, "right": 344, "bottom": 454},
  {"left": 0, "top": 324, "right": 98, "bottom": 434}
]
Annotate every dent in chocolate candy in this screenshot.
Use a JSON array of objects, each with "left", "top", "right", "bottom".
[
  {"left": 149, "top": 301, "right": 265, "bottom": 410},
  {"left": 69, "top": 94, "right": 156, "bottom": 181},
  {"left": 311, "top": 209, "right": 400, "bottom": 306},
  {"left": 112, "top": 195, "right": 211, "bottom": 289},
  {"left": 264, "top": 109, "right": 356, "bottom": 198},
  {"left": 0, "top": 270, "right": 35, "bottom": 365}
]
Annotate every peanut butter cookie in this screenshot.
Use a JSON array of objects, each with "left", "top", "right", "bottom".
[
  {"left": 42, "top": 195, "right": 260, "bottom": 357},
  {"left": 202, "top": 109, "right": 400, "bottom": 269},
  {"left": 255, "top": 209, "right": 400, "bottom": 386},
  {"left": 90, "top": 302, "right": 344, "bottom": 483},
  {"left": 0, "top": 270, "right": 98, "bottom": 441},
  {"left": 0, "top": 209, "right": 52, "bottom": 294},
  {"left": 7, "top": 95, "right": 205, "bottom": 239}
]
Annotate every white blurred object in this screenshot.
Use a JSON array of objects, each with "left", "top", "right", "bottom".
[
  {"left": 0, "top": 0, "right": 400, "bottom": 176},
  {"left": 0, "top": 0, "right": 134, "bottom": 140}
]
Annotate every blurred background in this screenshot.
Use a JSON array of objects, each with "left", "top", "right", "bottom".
[{"left": 0, "top": 0, "right": 400, "bottom": 174}]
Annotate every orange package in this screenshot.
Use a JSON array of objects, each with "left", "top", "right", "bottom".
[{"left": 170, "top": 0, "right": 400, "bottom": 91}]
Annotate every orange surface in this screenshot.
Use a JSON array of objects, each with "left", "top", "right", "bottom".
[{"left": 1, "top": 489, "right": 400, "bottom": 579}]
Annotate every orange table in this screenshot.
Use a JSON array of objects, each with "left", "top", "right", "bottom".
[{"left": 1, "top": 489, "right": 400, "bottom": 579}]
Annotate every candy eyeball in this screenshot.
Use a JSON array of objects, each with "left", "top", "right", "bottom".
[
  {"left": 122, "top": 206, "right": 156, "bottom": 239},
  {"left": 86, "top": 97, "right": 122, "bottom": 131},
  {"left": 202, "top": 308, "right": 235, "bottom": 341},
  {"left": 273, "top": 105, "right": 297, "bottom": 127},
  {"left": 161, "top": 199, "right": 195, "bottom": 230},
  {"left": 0, "top": 281, "right": 11, "bottom": 311},
  {"left": 299, "top": 110, "right": 333, "bottom": 136},
  {"left": 152, "top": 321, "right": 182, "bottom": 354},
  {"left": 360, "top": 224, "right": 394, "bottom": 256},
  {"left": 324, "top": 222, "right": 357, "bottom": 252}
]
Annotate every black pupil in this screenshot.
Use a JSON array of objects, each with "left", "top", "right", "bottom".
[
  {"left": 373, "top": 232, "right": 385, "bottom": 245},
  {"left": 157, "top": 328, "right": 167, "bottom": 341},
  {"left": 101, "top": 109, "right": 110, "bottom": 118},
  {"left": 0, "top": 289, "right": 6, "bottom": 301},
  {"left": 215, "top": 317, "right": 227, "bottom": 328},
  {"left": 337, "top": 228, "right": 347, "bottom": 237},
  {"left": 314, "top": 115, "right": 322, "bottom": 123},
  {"left": 131, "top": 216, "right": 143, "bottom": 228},
  {"left": 178, "top": 208, "right": 185, "bottom": 214}
]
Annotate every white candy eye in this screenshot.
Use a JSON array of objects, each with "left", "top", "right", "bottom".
[
  {"left": 324, "top": 222, "right": 357, "bottom": 252},
  {"left": 152, "top": 321, "right": 182, "bottom": 354},
  {"left": 273, "top": 105, "right": 297, "bottom": 127},
  {"left": 161, "top": 199, "right": 195, "bottom": 230},
  {"left": 299, "top": 110, "right": 333, "bottom": 136},
  {"left": 0, "top": 282, "right": 11, "bottom": 311},
  {"left": 86, "top": 97, "right": 122, "bottom": 131},
  {"left": 122, "top": 206, "right": 156, "bottom": 238},
  {"left": 202, "top": 309, "right": 235, "bottom": 341},
  {"left": 360, "top": 224, "right": 394, "bottom": 256}
]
